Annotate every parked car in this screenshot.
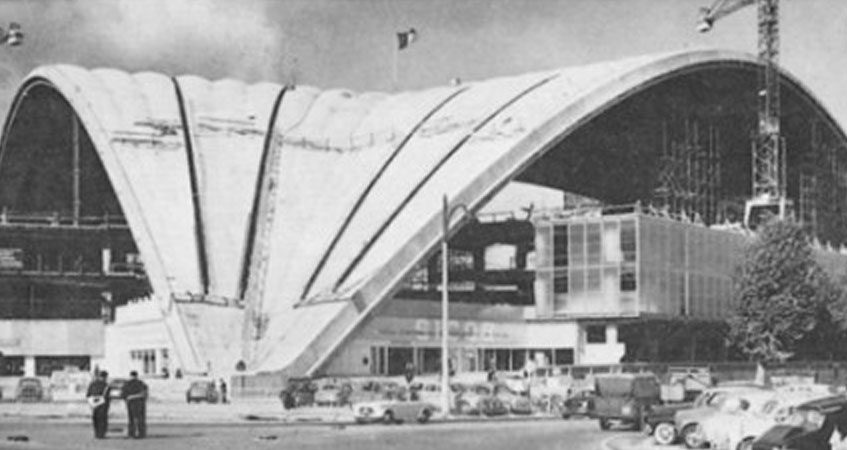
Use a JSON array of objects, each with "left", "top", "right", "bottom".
[
  {"left": 593, "top": 373, "right": 662, "bottom": 431},
  {"left": 702, "top": 390, "right": 831, "bottom": 450},
  {"left": 752, "top": 395, "right": 847, "bottom": 450},
  {"left": 279, "top": 378, "right": 318, "bottom": 409},
  {"left": 492, "top": 382, "right": 533, "bottom": 415},
  {"left": 559, "top": 389, "right": 597, "bottom": 419},
  {"left": 410, "top": 381, "right": 463, "bottom": 411},
  {"left": 353, "top": 388, "right": 438, "bottom": 424},
  {"left": 643, "top": 400, "right": 696, "bottom": 445},
  {"left": 455, "top": 383, "right": 508, "bottom": 416},
  {"left": 675, "top": 385, "right": 772, "bottom": 449},
  {"left": 186, "top": 380, "right": 219, "bottom": 403},
  {"left": 314, "top": 382, "right": 353, "bottom": 407},
  {"left": 108, "top": 378, "right": 127, "bottom": 400},
  {"left": 15, "top": 377, "right": 45, "bottom": 402}
]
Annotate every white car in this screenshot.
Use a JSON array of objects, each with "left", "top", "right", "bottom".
[
  {"left": 353, "top": 390, "right": 439, "bottom": 424},
  {"left": 701, "top": 390, "right": 832, "bottom": 450}
]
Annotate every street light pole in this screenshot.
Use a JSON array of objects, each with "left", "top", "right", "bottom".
[
  {"left": 441, "top": 194, "right": 470, "bottom": 418},
  {"left": 440, "top": 195, "right": 450, "bottom": 417}
]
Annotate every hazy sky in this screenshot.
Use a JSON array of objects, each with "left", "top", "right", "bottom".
[{"left": 0, "top": 0, "right": 844, "bottom": 125}]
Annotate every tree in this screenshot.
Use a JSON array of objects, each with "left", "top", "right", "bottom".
[{"left": 728, "top": 219, "right": 842, "bottom": 362}]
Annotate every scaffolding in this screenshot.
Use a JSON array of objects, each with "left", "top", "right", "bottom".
[{"left": 652, "top": 119, "right": 723, "bottom": 225}]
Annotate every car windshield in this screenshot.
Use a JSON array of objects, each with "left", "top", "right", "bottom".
[
  {"left": 322, "top": 385, "right": 337, "bottom": 390},
  {"left": 787, "top": 410, "right": 827, "bottom": 431}
]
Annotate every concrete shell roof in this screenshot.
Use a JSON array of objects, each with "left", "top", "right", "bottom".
[{"left": 4, "top": 49, "right": 844, "bottom": 375}]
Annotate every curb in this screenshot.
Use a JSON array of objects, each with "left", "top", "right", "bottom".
[{"left": 1, "top": 411, "right": 561, "bottom": 427}]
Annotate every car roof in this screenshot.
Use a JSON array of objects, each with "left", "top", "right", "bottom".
[{"left": 797, "top": 395, "right": 847, "bottom": 414}]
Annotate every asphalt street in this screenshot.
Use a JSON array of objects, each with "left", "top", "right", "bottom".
[{"left": 0, "top": 418, "right": 648, "bottom": 450}]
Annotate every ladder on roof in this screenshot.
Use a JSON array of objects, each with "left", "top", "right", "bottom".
[{"left": 241, "top": 129, "right": 284, "bottom": 366}]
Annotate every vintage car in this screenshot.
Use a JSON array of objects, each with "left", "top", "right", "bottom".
[
  {"left": 455, "top": 383, "right": 508, "bottom": 416},
  {"left": 15, "top": 377, "right": 45, "bottom": 402},
  {"left": 314, "top": 382, "right": 353, "bottom": 407},
  {"left": 493, "top": 382, "right": 533, "bottom": 415},
  {"left": 675, "top": 384, "right": 772, "bottom": 448},
  {"left": 410, "top": 381, "right": 464, "bottom": 411},
  {"left": 643, "top": 401, "right": 695, "bottom": 445},
  {"left": 353, "top": 388, "right": 439, "bottom": 424},
  {"left": 593, "top": 373, "right": 663, "bottom": 431},
  {"left": 559, "top": 388, "right": 597, "bottom": 420},
  {"left": 279, "top": 378, "right": 318, "bottom": 409},
  {"left": 186, "top": 380, "right": 219, "bottom": 403},
  {"left": 702, "top": 390, "right": 832, "bottom": 450},
  {"left": 752, "top": 395, "right": 847, "bottom": 450}
]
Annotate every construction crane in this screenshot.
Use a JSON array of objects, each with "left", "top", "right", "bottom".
[{"left": 697, "top": 0, "right": 792, "bottom": 229}]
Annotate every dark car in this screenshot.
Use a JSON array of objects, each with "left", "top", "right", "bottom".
[
  {"left": 279, "top": 378, "right": 318, "bottom": 409},
  {"left": 592, "top": 373, "right": 662, "bottom": 431},
  {"left": 15, "top": 377, "right": 45, "bottom": 402},
  {"left": 643, "top": 401, "right": 695, "bottom": 445},
  {"left": 186, "top": 380, "right": 219, "bottom": 403},
  {"left": 752, "top": 395, "right": 847, "bottom": 450},
  {"left": 559, "top": 389, "right": 597, "bottom": 419},
  {"left": 108, "top": 378, "right": 127, "bottom": 400}
]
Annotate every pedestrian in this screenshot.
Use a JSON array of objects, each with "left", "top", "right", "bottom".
[
  {"left": 404, "top": 361, "right": 415, "bottom": 385},
  {"left": 121, "top": 371, "right": 148, "bottom": 439},
  {"left": 86, "top": 370, "right": 111, "bottom": 439},
  {"left": 219, "top": 378, "right": 228, "bottom": 404}
]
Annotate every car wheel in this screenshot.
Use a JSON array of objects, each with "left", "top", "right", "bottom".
[
  {"left": 737, "top": 437, "right": 754, "bottom": 450},
  {"left": 561, "top": 413, "right": 571, "bottom": 420},
  {"left": 653, "top": 422, "right": 677, "bottom": 446},
  {"left": 599, "top": 418, "right": 611, "bottom": 431},
  {"left": 417, "top": 409, "right": 432, "bottom": 424},
  {"left": 382, "top": 410, "right": 395, "bottom": 425},
  {"left": 681, "top": 424, "right": 705, "bottom": 449}
]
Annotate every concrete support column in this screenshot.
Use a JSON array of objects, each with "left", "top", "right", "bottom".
[
  {"left": 101, "top": 248, "right": 111, "bottom": 274},
  {"left": 606, "top": 323, "right": 618, "bottom": 343},
  {"left": 24, "top": 356, "right": 35, "bottom": 377}
]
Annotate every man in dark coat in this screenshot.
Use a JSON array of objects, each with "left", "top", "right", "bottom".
[
  {"left": 121, "top": 371, "right": 148, "bottom": 439},
  {"left": 86, "top": 370, "right": 111, "bottom": 439}
]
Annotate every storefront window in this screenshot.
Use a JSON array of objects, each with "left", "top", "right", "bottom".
[
  {"left": 553, "top": 270, "right": 568, "bottom": 293},
  {"left": 1, "top": 356, "right": 25, "bottom": 376},
  {"left": 35, "top": 355, "right": 90, "bottom": 376},
  {"left": 620, "top": 266, "right": 637, "bottom": 291}
]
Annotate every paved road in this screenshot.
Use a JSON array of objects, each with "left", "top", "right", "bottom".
[{"left": 0, "top": 418, "right": 647, "bottom": 450}]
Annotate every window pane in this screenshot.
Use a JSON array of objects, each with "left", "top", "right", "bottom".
[
  {"left": 621, "top": 220, "right": 637, "bottom": 263},
  {"left": 586, "top": 325, "right": 606, "bottom": 343},
  {"left": 586, "top": 223, "right": 601, "bottom": 265},
  {"left": 587, "top": 268, "right": 601, "bottom": 292},
  {"left": 569, "top": 223, "right": 585, "bottom": 266},
  {"left": 570, "top": 268, "right": 585, "bottom": 294},
  {"left": 620, "top": 265, "right": 637, "bottom": 291},
  {"left": 554, "top": 270, "right": 568, "bottom": 293},
  {"left": 553, "top": 225, "right": 568, "bottom": 266}
]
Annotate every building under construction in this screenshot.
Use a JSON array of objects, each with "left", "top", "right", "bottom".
[{"left": 0, "top": 50, "right": 846, "bottom": 382}]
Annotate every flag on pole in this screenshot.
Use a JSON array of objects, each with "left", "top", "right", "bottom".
[{"left": 397, "top": 28, "right": 417, "bottom": 50}]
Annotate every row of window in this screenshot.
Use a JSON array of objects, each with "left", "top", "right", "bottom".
[
  {"left": 0, "top": 355, "right": 90, "bottom": 376},
  {"left": 369, "top": 346, "right": 575, "bottom": 376},
  {"left": 552, "top": 220, "right": 637, "bottom": 267}
]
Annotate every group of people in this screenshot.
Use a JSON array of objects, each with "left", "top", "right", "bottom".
[{"left": 85, "top": 370, "right": 148, "bottom": 440}]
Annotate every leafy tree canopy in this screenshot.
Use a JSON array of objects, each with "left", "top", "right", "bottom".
[{"left": 729, "top": 219, "right": 842, "bottom": 362}]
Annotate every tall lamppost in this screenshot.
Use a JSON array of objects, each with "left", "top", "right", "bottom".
[{"left": 441, "top": 194, "right": 471, "bottom": 417}]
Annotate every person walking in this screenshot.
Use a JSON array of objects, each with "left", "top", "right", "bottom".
[
  {"left": 218, "top": 378, "right": 228, "bottom": 404},
  {"left": 86, "top": 370, "right": 111, "bottom": 439},
  {"left": 121, "top": 371, "right": 148, "bottom": 439}
]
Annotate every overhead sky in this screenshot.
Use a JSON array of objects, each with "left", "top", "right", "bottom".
[{"left": 0, "top": 0, "right": 843, "bottom": 126}]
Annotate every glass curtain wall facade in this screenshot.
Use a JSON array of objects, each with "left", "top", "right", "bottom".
[{"left": 535, "top": 210, "right": 749, "bottom": 321}]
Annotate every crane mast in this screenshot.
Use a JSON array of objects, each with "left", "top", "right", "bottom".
[{"left": 698, "top": 0, "right": 791, "bottom": 227}]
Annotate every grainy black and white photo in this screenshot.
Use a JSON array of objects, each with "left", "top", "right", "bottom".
[{"left": 1, "top": 0, "right": 847, "bottom": 449}]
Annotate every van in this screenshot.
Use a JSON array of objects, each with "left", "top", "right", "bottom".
[{"left": 592, "top": 373, "right": 662, "bottom": 431}]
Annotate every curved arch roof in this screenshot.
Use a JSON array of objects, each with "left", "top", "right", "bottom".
[{"left": 3, "top": 49, "right": 844, "bottom": 375}]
